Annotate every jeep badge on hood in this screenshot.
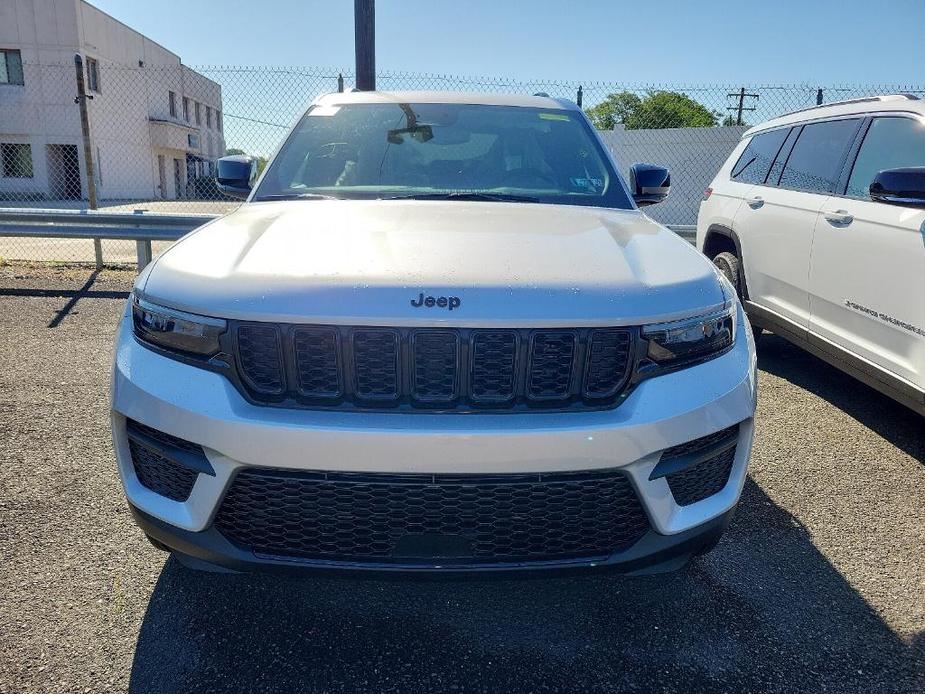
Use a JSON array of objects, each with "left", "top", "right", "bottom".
[{"left": 411, "top": 292, "right": 461, "bottom": 311}]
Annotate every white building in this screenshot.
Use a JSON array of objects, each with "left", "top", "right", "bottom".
[{"left": 0, "top": 0, "right": 225, "bottom": 203}]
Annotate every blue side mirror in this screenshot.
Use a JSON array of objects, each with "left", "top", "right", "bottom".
[{"left": 630, "top": 163, "right": 671, "bottom": 207}]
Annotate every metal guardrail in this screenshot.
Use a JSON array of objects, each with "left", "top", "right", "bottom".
[
  {"left": 0, "top": 208, "right": 697, "bottom": 270},
  {"left": 0, "top": 209, "right": 216, "bottom": 269}
]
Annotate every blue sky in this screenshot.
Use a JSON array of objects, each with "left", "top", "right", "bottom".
[{"left": 92, "top": 0, "right": 924, "bottom": 84}]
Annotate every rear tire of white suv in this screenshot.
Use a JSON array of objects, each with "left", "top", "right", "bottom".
[{"left": 712, "top": 251, "right": 763, "bottom": 343}]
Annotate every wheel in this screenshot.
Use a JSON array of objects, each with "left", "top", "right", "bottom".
[
  {"left": 712, "top": 251, "right": 763, "bottom": 343},
  {"left": 712, "top": 251, "right": 742, "bottom": 294}
]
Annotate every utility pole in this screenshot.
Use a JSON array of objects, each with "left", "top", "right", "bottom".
[
  {"left": 727, "top": 86, "right": 759, "bottom": 126},
  {"left": 355, "top": 0, "right": 375, "bottom": 91},
  {"left": 74, "top": 54, "right": 102, "bottom": 268}
]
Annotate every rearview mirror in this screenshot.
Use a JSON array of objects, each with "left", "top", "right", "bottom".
[
  {"left": 629, "top": 163, "right": 670, "bottom": 207},
  {"left": 216, "top": 155, "right": 257, "bottom": 199},
  {"left": 869, "top": 167, "right": 925, "bottom": 207}
]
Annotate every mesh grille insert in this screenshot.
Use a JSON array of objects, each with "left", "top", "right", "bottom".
[
  {"left": 666, "top": 446, "right": 736, "bottom": 506},
  {"left": 214, "top": 468, "right": 650, "bottom": 565},
  {"left": 237, "top": 325, "right": 284, "bottom": 394},
  {"left": 584, "top": 329, "right": 632, "bottom": 398},
  {"left": 293, "top": 327, "right": 341, "bottom": 398},
  {"left": 527, "top": 331, "right": 577, "bottom": 400},
  {"left": 470, "top": 331, "right": 517, "bottom": 402},
  {"left": 353, "top": 329, "right": 400, "bottom": 400},
  {"left": 411, "top": 331, "right": 459, "bottom": 402},
  {"left": 128, "top": 439, "right": 198, "bottom": 502}
]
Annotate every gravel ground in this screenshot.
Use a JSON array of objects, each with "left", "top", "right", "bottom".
[{"left": 1, "top": 264, "right": 923, "bottom": 693}]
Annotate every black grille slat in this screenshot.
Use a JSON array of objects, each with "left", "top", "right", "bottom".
[
  {"left": 127, "top": 420, "right": 202, "bottom": 455},
  {"left": 527, "top": 331, "right": 577, "bottom": 400},
  {"left": 214, "top": 468, "right": 650, "bottom": 565},
  {"left": 230, "top": 324, "right": 635, "bottom": 411},
  {"left": 666, "top": 446, "right": 736, "bottom": 506},
  {"left": 662, "top": 425, "right": 739, "bottom": 459},
  {"left": 584, "top": 329, "right": 632, "bottom": 399},
  {"left": 470, "top": 331, "right": 517, "bottom": 403},
  {"left": 353, "top": 329, "right": 400, "bottom": 400},
  {"left": 412, "top": 331, "right": 459, "bottom": 402},
  {"left": 237, "top": 325, "right": 284, "bottom": 395},
  {"left": 293, "top": 328, "right": 341, "bottom": 398}
]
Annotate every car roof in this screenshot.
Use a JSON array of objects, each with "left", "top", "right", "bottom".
[
  {"left": 313, "top": 90, "right": 578, "bottom": 111},
  {"left": 744, "top": 94, "right": 925, "bottom": 137}
]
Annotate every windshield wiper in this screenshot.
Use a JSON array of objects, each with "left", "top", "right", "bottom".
[
  {"left": 381, "top": 192, "right": 540, "bottom": 203},
  {"left": 254, "top": 192, "right": 341, "bottom": 201}
]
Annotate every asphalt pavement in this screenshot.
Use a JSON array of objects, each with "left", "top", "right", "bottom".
[{"left": 1, "top": 264, "right": 923, "bottom": 693}]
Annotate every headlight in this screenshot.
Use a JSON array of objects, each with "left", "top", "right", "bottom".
[
  {"left": 642, "top": 304, "right": 736, "bottom": 365},
  {"left": 132, "top": 295, "right": 226, "bottom": 356}
]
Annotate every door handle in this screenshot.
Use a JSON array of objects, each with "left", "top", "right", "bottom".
[
  {"left": 823, "top": 209, "right": 854, "bottom": 226},
  {"left": 747, "top": 195, "right": 764, "bottom": 209}
]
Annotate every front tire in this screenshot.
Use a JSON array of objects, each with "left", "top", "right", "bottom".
[{"left": 712, "top": 251, "right": 762, "bottom": 343}]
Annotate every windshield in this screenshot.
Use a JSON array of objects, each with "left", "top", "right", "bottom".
[{"left": 253, "top": 102, "right": 632, "bottom": 208}]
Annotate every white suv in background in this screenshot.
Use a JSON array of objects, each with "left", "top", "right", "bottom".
[{"left": 698, "top": 95, "right": 925, "bottom": 416}]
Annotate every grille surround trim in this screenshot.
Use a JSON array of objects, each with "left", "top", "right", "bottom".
[{"left": 226, "top": 323, "right": 639, "bottom": 413}]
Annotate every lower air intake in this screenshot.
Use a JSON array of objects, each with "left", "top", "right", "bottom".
[{"left": 214, "top": 468, "right": 651, "bottom": 566}]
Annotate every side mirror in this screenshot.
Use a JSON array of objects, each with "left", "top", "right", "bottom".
[
  {"left": 216, "top": 155, "right": 257, "bottom": 199},
  {"left": 629, "top": 163, "right": 670, "bottom": 207},
  {"left": 869, "top": 167, "right": 925, "bottom": 207}
]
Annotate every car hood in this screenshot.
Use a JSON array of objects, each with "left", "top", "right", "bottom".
[{"left": 139, "top": 200, "right": 726, "bottom": 326}]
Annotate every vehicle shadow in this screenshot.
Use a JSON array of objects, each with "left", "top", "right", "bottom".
[
  {"left": 127, "top": 479, "right": 924, "bottom": 693},
  {"left": 757, "top": 335, "right": 924, "bottom": 465}
]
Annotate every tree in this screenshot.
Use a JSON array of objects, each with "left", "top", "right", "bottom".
[
  {"left": 584, "top": 92, "right": 642, "bottom": 130},
  {"left": 722, "top": 115, "right": 748, "bottom": 127},
  {"left": 586, "top": 91, "right": 719, "bottom": 130}
]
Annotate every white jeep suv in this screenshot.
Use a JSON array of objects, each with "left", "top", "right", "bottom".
[
  {"left": 112, "top": 91, "right": 757, "bottom": 574},
  {"left": 698, "top": 95, "right": 925, "bottom": 416}
]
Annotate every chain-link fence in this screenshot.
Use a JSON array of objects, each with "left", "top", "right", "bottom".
[{"left": 1, "top": 60, "right": 922, "bottom": 264}]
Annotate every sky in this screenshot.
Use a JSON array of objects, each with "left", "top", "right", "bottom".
[{"left": 90, "top": 0, "right": 925, "bottom": 85}]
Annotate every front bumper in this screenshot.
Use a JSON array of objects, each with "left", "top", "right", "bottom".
[{"left": 111, "top": 302, "right": 757, "bottom": 573}]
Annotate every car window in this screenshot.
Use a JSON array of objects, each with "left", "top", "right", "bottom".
[
  {"left": 255, "top": 102, "right": 633, "bottom": 209},
  {"left": 730, "top": 128, "right": 789, "bottom": 185},
  {"left": 765, "top": 127, "right": 799, "bottom": 185},
  {"left": 845, "top": 116, "right": 925, "bottom": 199},
  {"left": 777, "top": 119, "right": 861, "bottom": 194}
]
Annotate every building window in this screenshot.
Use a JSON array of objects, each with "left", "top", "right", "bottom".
[
  {"left": 182, "top": 97, "right": 190, "bottom": 122},
  {"left": 206, "top": 106, "right": 212, "bottom": 128},
  {"left": 1, "top": 143, "right": 34, "bottom": 178},
  {"left": 216, "top": 111, "right": 222, "bottom": 133},
  {"left": 0, "top": 49, "right": 24, "bottom": 85},
  {"left": 86, "top": 56, "right": 100, "bottom": 93},
  {"left": 169, "top": 91, "right": 177, "bottom": 118},
  {"left": 195, "top": 102, "right": 201, "bottom": 125}
]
